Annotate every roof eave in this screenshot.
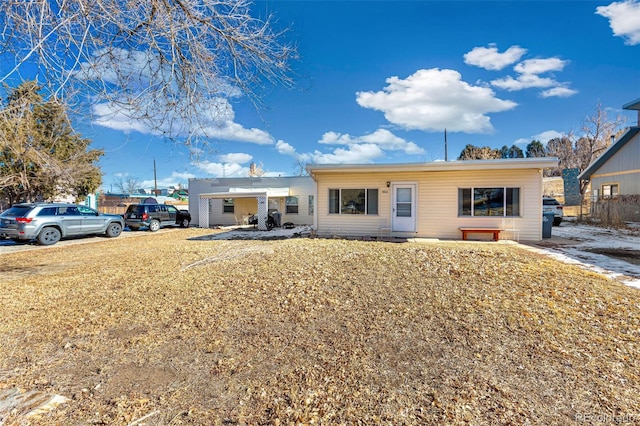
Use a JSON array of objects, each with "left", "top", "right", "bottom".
[
  {"left": 578, "top": 127, "right": 640, "bottom": 181},
  {"left": 307, "top": 158, "right": 559, "bottom": 179}
]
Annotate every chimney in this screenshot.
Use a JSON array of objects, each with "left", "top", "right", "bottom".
[{"left": 249, "top": 162, "right": 256, "bottom": 177}]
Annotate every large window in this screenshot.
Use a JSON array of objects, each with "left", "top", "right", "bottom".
[
  {"left": 328, "top": 189, "right": 379, "bottom": 215},
  {"left": 285, "top": 196, "right": 299, "bottom": 214},
  {"left": 602, "top": 184, "right": 619, "bottom": 199},
  {"left": 223, "top": 198, "right": 234, "bottom": 213},
  {"left": 458, "top": 187, "right": 520, "bottom": 217}
]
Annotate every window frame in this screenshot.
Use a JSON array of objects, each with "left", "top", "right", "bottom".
[
  {"left": 328, "top": 188, "right": 379, "bottom": 215},
  {"left": 458, "top": 187, "right": 521, "bottom": 217},
  {"left": 285, "top": 196, "right": 299, "bottom": 214},
  {"left": 223, "top": 198, "right": 234, "bottom": 214},
  {"left": 308, "top": 195, "right": 314, "bottom": 215},
  {"left": 601, "top": 183, "right": 619, "bottom": 199}
]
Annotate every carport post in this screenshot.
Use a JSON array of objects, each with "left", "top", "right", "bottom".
[
  {"left": 199, "top": 197, "right": 209, "bottom": 228},
  {"left": 257, "top": 195, "right": 268, "bottom": 231}
]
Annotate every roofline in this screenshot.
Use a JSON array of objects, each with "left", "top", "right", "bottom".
[
  {"left": 306, "top": 158, "right": 559, "bottom": 178},
  {"left": 199, "top": 191, "right": 269, "bottom": 199},
  {"left": 578, "top": 126, "right": 640, "bottom": 181},
  {"left": 622, "top": 98, "right": 640, "bottom": 111}
]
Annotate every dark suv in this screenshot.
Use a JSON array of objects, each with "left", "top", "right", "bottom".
[
  {"left": 0, "top": 203, "right": 124, "bottom": 245},
  {"left": 124, "top": 203, "right": 191, "bottom": 232}
]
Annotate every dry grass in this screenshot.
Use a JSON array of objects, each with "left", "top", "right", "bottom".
[{"left": 1, "top": 228, "right": 639, "bottom": 425}]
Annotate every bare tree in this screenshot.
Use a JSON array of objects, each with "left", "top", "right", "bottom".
[
  {"left": 113, "top": 176, "right": 141, "bottom": 195},
  {"left": 545, "top": 103, "right": 626, "bottom": 216},
  {"left": 293, "top": 158, "right": 308, "bottom": 176},
  {"left": 0, "top": 0, "right": 297, "bottom": 151}
]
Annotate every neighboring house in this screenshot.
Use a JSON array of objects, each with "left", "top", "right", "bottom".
[
  {"left": 306, "top": 158, "right": 558, "bottom": 241},
  {"left": 578, "top": 99, "right": 640, "bottom": 198},
  {"left": 189, "top": 176, "right": 315, "bottom": 230}
]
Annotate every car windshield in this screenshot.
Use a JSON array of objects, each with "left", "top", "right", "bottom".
[
  {"left": 543, "top": 199, "right": 559, "bottom": 205},
  {"left": 0, "top": 206, "right": 33, "bottom": 217}
]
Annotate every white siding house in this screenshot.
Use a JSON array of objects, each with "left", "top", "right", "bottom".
[
  {"left": 189, "top": 176, "right": 315, "bottom": 230},
  {"left": 307, "top": 158, "right": 558, "bottom": 241}
]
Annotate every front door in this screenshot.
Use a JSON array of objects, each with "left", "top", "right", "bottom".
[{"left": 391, "top": 184, "right": 416, "bottom": 232}]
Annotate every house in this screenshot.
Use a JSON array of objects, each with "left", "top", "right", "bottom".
[
  {"left": 189, "top": 176, "right": 315, "bottom": 230},
  {"left": 578, "top": 99, "right": 640, "bottom": 198},
  {"left": 306, "top": 157, "right": 559, "bottom": 241}
]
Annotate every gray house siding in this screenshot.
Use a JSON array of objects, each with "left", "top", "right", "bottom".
[{"left": 581, "top": 128, "right": 640, "bottom": 197}]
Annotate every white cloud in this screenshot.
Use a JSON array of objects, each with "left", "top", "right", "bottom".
[
  {"left": 276, "top": 128, "right": 424, "bottom": 164},
  {"left": 320, "top": 129, "right": 425, "bottom": 155},
  {"left": 190, "top": 151, "right": 258, "bottom": 177},
  {"left": 356, "top": 68, "right": 517, "bottom": 134},
  {"left": 275, "top": 128, "right": 424, "bottom": 165},
  {"left": 491, "top": 74, "right": 557, "bottom": 91},
  {"left": 139, "top": 171, "right": 196, "bottom": 189},
  {"left": 93, "top": 96, "right": 274, "bottom": 145},
  {"left": 541, "top": 87, "right": 578, "bottom": 98},
  {"left": 310, "top": 143, "right": 385, "bottom": 164},
  {"left": 489, "top": 57, "right": 576, "bottom": 97},
  {"left": 192, "top": 161, "right": 248, "bottom": 177},
  {"left": 596, "top": 0, "right": 640, "bottom": 45},
  {"left": 276, "top": 140, "right": 305, "bottom": 158},
  {"left": 514, "top": 130, "right": 565, "bottom": 146},
  {"left": 514, "top": 58, "right": 568, "bottom": 75},
  {"left": 218, "top": 153, "right": 253, "bottom": 164},
  {"left": 464, "top": 45, "right": 527, "bottom": 70}
]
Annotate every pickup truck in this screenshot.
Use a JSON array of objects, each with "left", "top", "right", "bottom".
[{"left": 124, "top": 204, "right": 191, "bottom": 232}]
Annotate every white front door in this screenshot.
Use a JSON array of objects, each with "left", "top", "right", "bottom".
[{"left": 391, "top": 184, "right": 416, "bottom": 232}]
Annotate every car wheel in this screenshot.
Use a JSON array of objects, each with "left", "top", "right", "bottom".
[
  {"left": 37, "top": 227, "right": 61, "bottom": 245},
  {"left": 149, "top": 220, "right": 160, "bottom": 232},
  {"left": 553, "top": 218, "right": 562, "bottom": 226},
  {"left": 106, "top": 222, "right": 123, "bottom": 238},
  {"left": 180, "top": 218, "right": 190, "bottom": 228}
]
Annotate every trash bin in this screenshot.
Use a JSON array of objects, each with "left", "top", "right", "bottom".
[{"left": 542, "top": 212, "right": 554, "bottom": 238}]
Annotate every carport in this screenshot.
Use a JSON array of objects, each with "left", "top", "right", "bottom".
[{"left": 198, "top": 188, "right": 289, "bottom": 231}]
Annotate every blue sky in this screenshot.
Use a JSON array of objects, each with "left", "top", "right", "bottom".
[{"left": 80, "top": 0, "right": 640, "bottom": 192}]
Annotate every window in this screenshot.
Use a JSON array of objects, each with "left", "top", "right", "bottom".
[
  {"left": 458, "top": 187, "right": 520, "bottom": 217},
  {"left": 602, "top": 184, "right": 619, "bottom": 199},
  {"left": 223, "top": 198, "right": 234, "bottom": 213},
  {"left": 77, "top": 206, "right": 97, "bottom": 216},
  {"left": 37, "top": 207, "right": 57, "bottom": 216},
  {"left": 328, "top": 189, "right": 379, "bottom": 215},
  {"left": 285, "top": 196, "right": 299, "bottom": 214},
  {"left": 308, "top": 195, "right": 314, "bottom": 215}
]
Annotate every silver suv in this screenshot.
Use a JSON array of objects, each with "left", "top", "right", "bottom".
[{"left": 0, "top": 203, "right": 124, "bottom": 245}]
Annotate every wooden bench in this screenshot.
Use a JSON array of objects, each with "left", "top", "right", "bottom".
[{"left": 459, "top": 227, "right": 502, "bottom": 241}]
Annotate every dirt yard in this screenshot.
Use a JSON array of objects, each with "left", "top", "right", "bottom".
[{"left": 1, "top": 228, "right": 639, "bottom": 425}]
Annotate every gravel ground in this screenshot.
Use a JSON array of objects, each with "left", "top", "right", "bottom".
[{"left": 1, "top": 227, "right": 639, "bottom": 425}]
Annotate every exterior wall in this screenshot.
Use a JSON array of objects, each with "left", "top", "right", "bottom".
[
  {"left": 314, "top": 168, "right": 544, "bottom": 240},
  {"left": 189, "top": 176, "right": 315, "bottom": 227},
  {"left": 589, "top": 134, "right": 640, "bottom": 196}
]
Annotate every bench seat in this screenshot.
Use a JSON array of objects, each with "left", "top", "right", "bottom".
[{"left": 459, "top": 227, "right": 502, "bottom": 241}]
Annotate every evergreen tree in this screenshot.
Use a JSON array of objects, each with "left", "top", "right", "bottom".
[
  {"left": 525, "top": 140, "right": 546, "bottom": 158},
  {"left": 0, "top": 81, "right": 103, "bottom": 205}
]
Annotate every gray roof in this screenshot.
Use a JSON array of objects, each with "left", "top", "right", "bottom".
[{"left": 578, "top": 126, "right": 640, "bottom": 181}]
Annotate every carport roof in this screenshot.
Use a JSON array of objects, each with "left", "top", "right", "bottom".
[{"left": 198, "top": 187, "right": 290, "bottom": 199}]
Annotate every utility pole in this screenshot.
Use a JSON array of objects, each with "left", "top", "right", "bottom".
[{"left": 154, "top": 159, "right": 158, "bottom": 196}]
